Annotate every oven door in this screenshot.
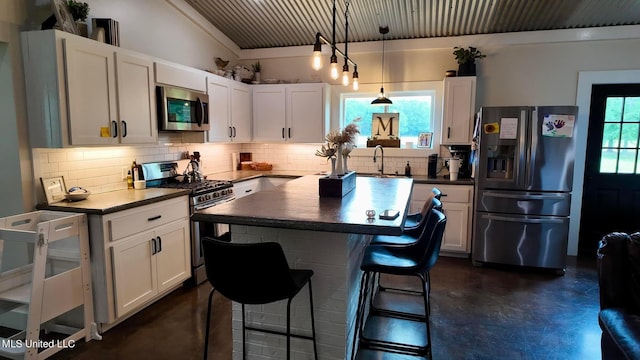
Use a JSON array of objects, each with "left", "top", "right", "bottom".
[{"left": 190, "top": 197, "right": 234, "bottom": 284}]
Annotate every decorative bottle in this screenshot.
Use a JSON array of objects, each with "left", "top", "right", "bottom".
[{"left": 405, "top": 161, "right": 412, "bottom": 177}]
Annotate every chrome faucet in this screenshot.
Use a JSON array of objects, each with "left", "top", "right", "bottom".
[{"left": 373, "top": 145, "right": 384, "bottom": 175}]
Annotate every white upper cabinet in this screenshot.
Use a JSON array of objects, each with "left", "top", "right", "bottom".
[
  {"left": 253, "top": 83, "right": 329, "bottom": 143},
  {"left": 253, "top": 85, "right": 286, "bottom": 142},
  {"left": 441, "top": 76, "right": 477, "bottom": 145},
  {"left": 22, "top": 30, "right": 157, "bottom": 147},
  {"left": 115, "top": 52, "right": 157, "bottom": 144},
  {"left": 230, "top": 84, "right": 252, "bottom": 142},
  {"left": 64, "top": 37, "right": 118, "bottom": 145},
  {"left": 154, "top": 61, "right": 207, "bottom": 92},
  {"left": 207, "top": 76, "right": 252, "bottom": 143}
]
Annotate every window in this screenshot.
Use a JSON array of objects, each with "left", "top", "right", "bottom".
[
  {"left": 600, "top": 95, "right": 640, "bottom": 173},
  {"left": 343, "top": 91, "right": 436, "bottom": 148}
]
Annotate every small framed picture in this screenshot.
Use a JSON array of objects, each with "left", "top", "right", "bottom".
[
  {"left": 418, "top": 132, "right": 433, "bottom": 148},
  {"left": 41, "top": 176, "right": 68, "bottom": 204}
]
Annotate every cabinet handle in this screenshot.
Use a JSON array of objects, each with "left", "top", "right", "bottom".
[
  {"left": 447, "top": 127, "right": 451, "bottom": 138},
  {"left": 245, "top": 189, "right": 252, "bottom": 193},
  {"left": 282, "top": 128, "right": 285, "bottom": 139},
  {"left": 122, "top": 120, "right": 127, "bottom": 138},
  {"left": 288, "top": 128, "right": 291, "bottom": 138},
  {"left": 229, "top": 126, "right": 233, "bottom": 138},
  {"left": 112, "top": 120, "right": 118, "bottom": 138},
  {"left": 157, "top": 236, "right": 162, "bottom": 253},
  {"left": 147, "top": 215, "right": 162, "bottom": 221},
  {"left": 151, "top": 238, "right": 157, "bottom": 255},
  {"left": 441, "top": 193, "right": 448, "bottom": 197},
  {"left": 233, "top": 127, "right": 237, "bottom": 138}
]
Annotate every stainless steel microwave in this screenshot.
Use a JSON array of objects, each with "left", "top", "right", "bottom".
[{"left": 157, "top": 86, "right": 209, "bottom": 131}]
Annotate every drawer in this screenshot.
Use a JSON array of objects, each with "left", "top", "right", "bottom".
[
  {"left": 438, "top": 185, "right": 473, "bottom": 203},
  {"left": 234, "top": 179, "right": 261, "bottom": 199},
  {"left": 108, "top": 196, "right": 189, "bottom": 242},
  {"left": 412, "top": 184, "right": 473, "bottom": 204}
]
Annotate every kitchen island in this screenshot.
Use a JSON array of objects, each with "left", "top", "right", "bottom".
[{"left": 192, "top": 174, "right": 413, "bottom": 360}]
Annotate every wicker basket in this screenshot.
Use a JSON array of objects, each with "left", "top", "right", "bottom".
[{"left": 250, "top": 162, "right": 273, "bottom": 171}]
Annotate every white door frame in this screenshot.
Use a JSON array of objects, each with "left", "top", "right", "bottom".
[{"left": 570, "top": 70, "right": 640, "bottom": 255}]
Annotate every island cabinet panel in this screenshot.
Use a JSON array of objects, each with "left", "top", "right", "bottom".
[
  {"left": 21, "top": 30, "right": 157, "bottom": 147},
  {"left": 253, "top": 83, "right": 329, "bottom": 143},
  {"left": 442, "top": 76, "right": 477, "bottom": 145},
  {"left": 89, "top": 196, "right": 191, "bottom": 330}
]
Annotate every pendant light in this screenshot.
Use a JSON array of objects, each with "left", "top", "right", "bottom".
[
  {"left": 371, "top": 26, "right": 392, "bottom": 105},
  {"left": 312, "top": 0, "right": 360, "bottom": 90}
]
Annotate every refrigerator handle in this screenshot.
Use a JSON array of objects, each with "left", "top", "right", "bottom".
[
  {"left": 482, "top": 191, "right": 568, "bottom": 200},
  {"left": 482, "top": 214, "right": 565, "bottom": 224},
  {"left": 528, "top": 107, "right": 539, "bottom": 188},
  {"left": 517, "top": 109, "right": 528, "bottom": 188}
]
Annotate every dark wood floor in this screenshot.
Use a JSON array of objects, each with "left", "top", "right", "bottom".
[{"left": 48, "top": 256, "right": 601, "bottom": 359}]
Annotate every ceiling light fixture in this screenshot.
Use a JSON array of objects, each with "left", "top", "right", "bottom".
[
  {"left": 312, "top": 0, "right": 359, "bottom": 90},
  {"left": 371, "top": 26, "right": 392, "bottom": 105}
]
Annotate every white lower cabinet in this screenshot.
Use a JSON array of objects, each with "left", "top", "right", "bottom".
[
  {"left": 111, "top": 220, "right": 189, "bottom": 317},
  {"left": 89, "top": 196, "right": 191, "bottom": 328},
  {"left": 411, "top": 183, "right": 473, "bottom": 254}
]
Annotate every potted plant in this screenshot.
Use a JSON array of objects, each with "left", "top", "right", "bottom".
[
  {"left": 67, "top": 0, "right": 89, "bottom": 22},
  {"left": 252, "top": 61, "right": 261, "bottom": 82},
  {"left": 453, "top": 46, "right": 485, "bottom": 76},
  {"left": 67, "top": 0, "right": 89, "bottom": 36}
]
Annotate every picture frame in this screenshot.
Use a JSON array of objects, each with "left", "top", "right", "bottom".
[
  {"left": 51, "top": 0, "right": 80, "bottom": 36},
  {"left": 371, "top": 113, "right": 400, "bottom": 140},
  {"left": 41, "top": 176, "right": 68, "bottom": 204},
  {"left": 418, "top": 132, "right": 433, "bottom": 148}
]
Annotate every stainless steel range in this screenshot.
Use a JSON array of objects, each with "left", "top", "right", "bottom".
[{"left": 141, "top": 161, "right": 234, "bottom": 284}]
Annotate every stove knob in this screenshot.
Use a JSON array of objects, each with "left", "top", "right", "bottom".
[
  {"left": 207, "top": 194, "right": 212, "bottom": 200},
  {"left": 198, "top": 196, "right": 204, "bottom": 202},
  {"left": 221, "top": 190, "right": 227, "bottom": 195},
  {"left": 213, "top": 192, "right": 219, "bottom": 198}
]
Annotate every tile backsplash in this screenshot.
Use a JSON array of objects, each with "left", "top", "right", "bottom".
[{"left": 32, "top": 137, "right": 445, "bottom": 203}]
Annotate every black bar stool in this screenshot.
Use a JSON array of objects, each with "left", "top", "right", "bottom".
[
  {"left": 371, "top": 197, "right": 442, "bottom": 246},
  {"left": 351, "top": 209, "right": 447, "bottom": 359},
  {"left": 201, "top": 237, "right": 318, "bottom": 360}
]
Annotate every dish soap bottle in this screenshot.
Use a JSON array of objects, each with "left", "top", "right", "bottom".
[{"left": 404, "top": 161, "right": 412, "bottom": 177}]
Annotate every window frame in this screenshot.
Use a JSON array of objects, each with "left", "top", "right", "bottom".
[{"left": 336, "top": 81, "right": 443, "bottom": 156}]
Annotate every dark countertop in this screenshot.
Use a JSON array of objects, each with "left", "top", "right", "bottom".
[
  {"left": 192, "top": 175, "right": 414, "bottom": 236},
  {"left": 207, "top": 170, "right": 474, "bottom": 186},
  {"left": 206, "top": 170, "right": 316, "bottom": 182},
  {"left": 36, "top": 188, "right": 190, "bottom": 215}
]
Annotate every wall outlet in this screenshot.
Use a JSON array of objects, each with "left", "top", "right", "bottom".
[{"left": 122, "top": 167, "right": 130, "bottom": 180}]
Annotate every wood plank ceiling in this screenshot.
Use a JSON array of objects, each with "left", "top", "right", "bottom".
[{"left": 184, "top": 0, "right": 640, "bottom": 49}]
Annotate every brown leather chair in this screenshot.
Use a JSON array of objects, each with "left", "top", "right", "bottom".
[{"left": 597, "top": 232, "right": 640, "bottom": 360}]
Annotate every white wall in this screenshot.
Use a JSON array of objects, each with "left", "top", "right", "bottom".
[{"left": 0, "top": 0, "right": 32, "bottom": 216}]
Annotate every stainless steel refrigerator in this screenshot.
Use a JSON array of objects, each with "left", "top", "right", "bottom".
[{"left": 472, "top": 106, "right": 578, "bottom": 272}]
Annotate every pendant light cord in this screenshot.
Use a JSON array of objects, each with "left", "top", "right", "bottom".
[{"left": 381, "top": 33, "right": 385, "bottom": 88}]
